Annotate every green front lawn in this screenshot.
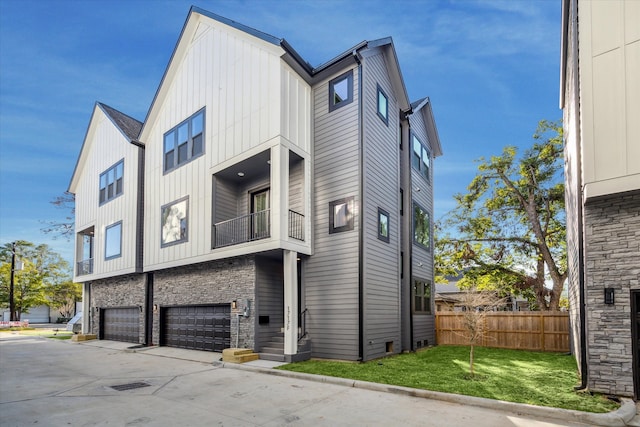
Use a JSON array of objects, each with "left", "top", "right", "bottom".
[{"left": 277, "top": 346, "right": 619, "bottom": 413}]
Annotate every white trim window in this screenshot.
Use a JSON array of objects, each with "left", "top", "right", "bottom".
[
  {"left": 164, "top": 109, "right": 205, "bottom": 173},
  {"left": 377, "top": 84, "right": 388, "bottom": 125}
]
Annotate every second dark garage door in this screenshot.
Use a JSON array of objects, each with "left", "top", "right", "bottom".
[{"left": 161, "top": 305, "right": 230, "bottom": 352}]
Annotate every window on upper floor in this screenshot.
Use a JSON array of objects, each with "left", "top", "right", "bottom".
[
  {"left": 329, "top": 197, "right": 354, "bottom": 234},
  {"left": 413, "top": 202, "right": 430, "bottom": 250},
  {"left": 105, "top": 221, "right": 122, "bottom": 260},
  {"left": 328, "top": 70, "right": 353, "bottom": 112},
  {"left": 164, "top": 109, "right": 205, "bottom": 173},
  {"left": 99, "top": 160, "right": 124, "bottom": 205},
  {"left": 411, "top": 134, "right": 431, "bottom": 181},
  {"left": 378, "top": 207, "right": 390, "bottom": 242},
  {"left": 161, "top": 196, "right": 188, "bottom": 247},
  {"left": 413, "top": 278, "right": 432, "bottom": 314},
  {"left": 377, "top": 85, "right": 388, "bottom": 125}
]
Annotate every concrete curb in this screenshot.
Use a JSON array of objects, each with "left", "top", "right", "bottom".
[{"left": 214, "top": 361, "right": 636, "bottom": 427}]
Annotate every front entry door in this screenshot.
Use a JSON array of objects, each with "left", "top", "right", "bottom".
[
  {"left": 251, "top": 189, "right": 269, "bottom": 240},
  {"left": 632, "top": 290, "right": 640, "bottom": 400}
]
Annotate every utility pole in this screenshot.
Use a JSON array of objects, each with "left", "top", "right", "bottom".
[{"left": 9, "top": 241, "right": 16, "bottom": 321}]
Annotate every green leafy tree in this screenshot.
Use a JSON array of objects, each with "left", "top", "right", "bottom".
[
  {"left": 0, "top": 241, "right": 71, "bottom": 319},
  {"left": 437, "top": 120, "right": 567, "bottom": 311},
  {"left": 48, "top": 280, "right": 82, "bottom": 318}
]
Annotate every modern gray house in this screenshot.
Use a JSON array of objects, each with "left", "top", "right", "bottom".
[
  {"left": 561, "top": 0, "right": 640, "bottom": 398},
  {"left": 68, "top": 7, "right": 442, "bottom": 362}
]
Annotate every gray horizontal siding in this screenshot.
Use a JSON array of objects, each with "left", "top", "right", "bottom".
[
  {"left": 255, "top": 256, "right": 284, "bottom": 351},
  {"left": 361, "top": 51, "right": 402, "bottom": 360},
  {"left": 305, "top": 65, "right": 361, "bottom": 361},
  {"left": 413, "top": 314, "right": 435, "bottom": 347}
]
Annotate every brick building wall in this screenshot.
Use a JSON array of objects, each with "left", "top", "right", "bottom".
[
  {"left": 89, "top": 274, "right": 147, "bottom": 342},
  {"left": 585, "top": 192, "right": 640, "bottom": 397},
  {"left": 152, "top": 255, "right": 257, "bottom": 349}
]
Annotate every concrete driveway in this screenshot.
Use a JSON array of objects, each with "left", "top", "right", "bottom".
[{"left": 0, "top": 333, "right": 612, "bottom": 426}]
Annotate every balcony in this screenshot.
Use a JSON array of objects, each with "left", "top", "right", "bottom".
[
  {"left": 76, "top": 258, "right": 94, "bottom": 276},
  {"left": 213, "top": 210, "right": 271, "bottom": 248},
  {"left": 212, "top": 209, "right": 305, "bottom": 249}
]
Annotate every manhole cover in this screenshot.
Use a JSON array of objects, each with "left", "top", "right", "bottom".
[{"left": 110, "top": 381, "right": 151, "bottom": 391}]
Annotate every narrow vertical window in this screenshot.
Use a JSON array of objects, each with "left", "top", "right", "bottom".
[
  {"left": 413, "top": 278, "right": 432, "bottom": 314},
  {"left": 328, "top": 70, "right": 353, "bottom": 112},
  {"left": 105, "top": 221, "right": 122, "bottom": 260},
  {"left": 378, "top": 208, "right": 390, "bottom": 242},
  {"left": 377, "top": 85, "right": 388, "bottom": 125},
  {"left": 413, "top": 202, "right": 430, "bottom": 249}
]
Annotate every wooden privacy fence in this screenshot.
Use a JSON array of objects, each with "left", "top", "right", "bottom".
[{"left": 435, "top": 312, "right": 570, "bottom": 352}]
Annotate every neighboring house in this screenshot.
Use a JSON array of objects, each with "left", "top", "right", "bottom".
[
  {"left": 434, "top": 279, "right": 526, "bottom": 312},
  {"left": 560, "top": 0, "right": 640, "bottom": 398},
  {"left": 68, "top": 7, "right": 442, "bottom": 362}
]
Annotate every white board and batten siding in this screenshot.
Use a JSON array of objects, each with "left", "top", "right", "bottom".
[
  {"left": 73, "top": 106, "right": 141, "bottom": 281},
  {"left": 142, "top": 13, "right": 311, "bottom": 271},
  {"left": 410, "top": 109, "right": 436, "bottom": 347},
  {"left": 305, "top": 65, "right": 361, "bottom": 361},
  {"left": 361, "top": 51, "right": 402, "bottom": 360}
]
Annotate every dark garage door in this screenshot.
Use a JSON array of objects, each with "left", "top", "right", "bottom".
[
  {"left": 101, "top": 308, "right": 140, "bottom": 343},
  {"left": 161, "top": 305, "right": 230, "bottom": 352}
]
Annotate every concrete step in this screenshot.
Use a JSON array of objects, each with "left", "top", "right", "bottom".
[
  {"left": 259, "top": 352, "right": 285, "bottom": 362},
  {"left": 261, "top": 345, "right": 283, "bottom": 354},
  {"left": 71, "top": 334, "right": 97, "bottom": 342}
]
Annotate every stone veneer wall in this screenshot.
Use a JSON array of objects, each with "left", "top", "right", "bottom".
[
  {"left": 89, "top": 274, "right": 147, "bottom": 343},
  {"left": 584, "top": 192, "right": 640, "bottom": 397},
  {"left": 152, "top": 255, "right": 256, "bottom": 349}
]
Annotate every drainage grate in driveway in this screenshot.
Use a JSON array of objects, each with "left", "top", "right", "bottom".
[{"left": 110, "top": 381, "right": 151, "bottom": 391}]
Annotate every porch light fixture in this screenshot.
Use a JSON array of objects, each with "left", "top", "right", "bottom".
[
  {"left": 153, "top": 304, "right": 158, "bottom": 312},
  {"left": 231, "top": 300, "right": 237, "bottom": 309},
  {"left": 237, "top": 172, "right": 245, "bottom": 177},
  {"left": 604, "top": 288, "right": 615, "bottom": 305}
]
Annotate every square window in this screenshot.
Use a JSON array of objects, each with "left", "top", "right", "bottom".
[
  {"left": 413, "top": 202, "right": 430, "bottom": 249},
  {"left": 378, "top": 208, "right": 389, "bottom": 243},
  {"left": 329, "top": 197, "right": 354, "bottom": 234},
  {"left": 105, "top": 221, "right": 122, "bottom": 260},
  {"left": 328, "top": 70, "right": 353, "bottom": 112},
  {"left": 377, "top": 85, "right": 388, "bottom": 125},
  {"left": 161, "top": 197, "right": 189, "bottom": 247},
  {"left": 99, "top": 160, "right": 124, "bottom": 205}
]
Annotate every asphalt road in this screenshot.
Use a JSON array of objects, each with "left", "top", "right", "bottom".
[{"left": 0, "top": 333, "right": 602, "bottom": 427}]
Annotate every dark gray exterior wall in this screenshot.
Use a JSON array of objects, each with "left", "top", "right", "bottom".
[
  {"left": 89, "top": 273, "right": 147, "bottom": 343},
  {"left": 361, "top": 51, "right": 402, "bottom": 360},
  {"left": 408, "top": 111, "right": 436, "bottom": 348},
  {"left": 584, "top": 192, "right": 640, "bottom": 397},
  {"left": 255, "top": 255, "right": 284, "bottom": 350},
  {"left": 152, "top": 256, "right": 257, "bottom": 349},
  {"left": 213, "top": 177, "right": 238, "bottom": 223},
  {"left": 306, "top": 64, "right": 361, "bottom": 360},
  {"left": 289, "top": 157, "right": 304, "bottom": 215}
]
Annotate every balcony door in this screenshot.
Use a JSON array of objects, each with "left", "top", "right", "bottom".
[{"left": 251, "top": 188, "right": 270, "bottom": 240}]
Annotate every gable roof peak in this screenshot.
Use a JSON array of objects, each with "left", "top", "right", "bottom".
[{"left": 97, "top": 102, "right": 143, "bottom": 142}]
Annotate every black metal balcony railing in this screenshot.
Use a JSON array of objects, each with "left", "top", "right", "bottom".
[
  {"left": 213, "top": 210, "right": 271, "bottom": 248},
  {"left": 288, "top": 210, "right": 305, "bottom": 241},
  {"left": 76, "top": 258, "right": 93, "bottom": 276}
]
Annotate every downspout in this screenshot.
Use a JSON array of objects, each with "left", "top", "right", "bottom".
[{"left": 354, "top": 49, "right": 364, "bottom": 361}]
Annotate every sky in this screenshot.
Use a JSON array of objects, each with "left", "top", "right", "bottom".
[{"left": 0, "top": 0, "right": 562, "bottom": 266}]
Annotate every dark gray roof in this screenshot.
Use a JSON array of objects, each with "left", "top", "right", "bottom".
[
  {"left": 98, "top": 102, "right": 143, "bottom": 141},
  {"left": 410, "top": 97, "right": 428, "bottom": 111}
]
